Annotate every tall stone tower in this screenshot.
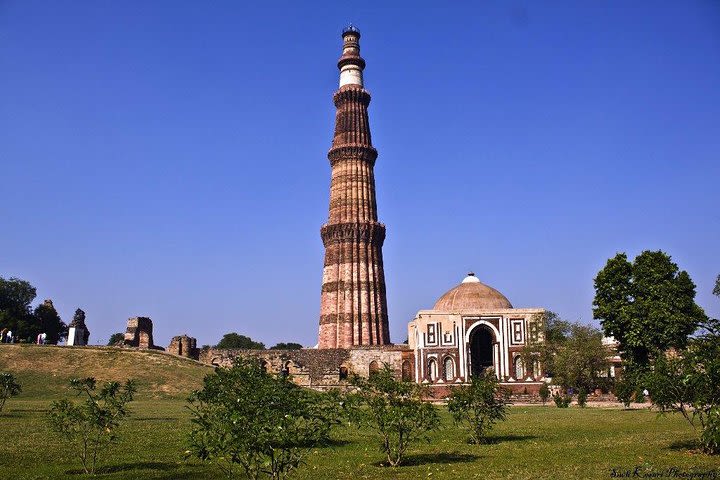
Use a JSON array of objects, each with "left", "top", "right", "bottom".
[{"left": 318, "top": 26, "right": 390, "bottom": 349}]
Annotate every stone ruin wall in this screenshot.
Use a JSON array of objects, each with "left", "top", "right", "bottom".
[
  {"left": 167, "top": 335, "right": 199, "bottom": 360},
  {"left": 123, "top": 317, "right": 163, "bottom": 350},
  {"left": 199, "top": 346, "right": 414, "bottom": 391}
]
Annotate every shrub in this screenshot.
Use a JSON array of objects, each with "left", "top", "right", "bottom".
[
  {"left": 577, "top": 388, "right": 588, "bottom": 408},
  {"left": 48, "top": 378, "right": 136, "bottom": 474},
  {"left": 553, "top": 393, "right": 571, "bottom": 408},
  {"left": 644, "top": 323, "right": 720, "bottom": 454},
  {"left": 350, "top": 364, "right": 439, "bottom": 467},
  {"left": 447, "top": 371, "right": 510, "bottom": 444},
  {"left": 614, "top": 377, "right": 634, "bottom": 409},
  {"left": 0, "top": 373, "right": 22, "bottom": 413},
  {"left": 187, "top": 357, "right": 336, "bottom": 478},
  {"left": 539, "top": 383, "right": 550, "bottom": 405}
]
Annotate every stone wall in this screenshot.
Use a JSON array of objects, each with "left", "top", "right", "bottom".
[
  {"left": 168, "top": 335, "right": 198, "bottom": 360},
  {"left": 199, "top": 346, "right": 411, "bottom": 391}
]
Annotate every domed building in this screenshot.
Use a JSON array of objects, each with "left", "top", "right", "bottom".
[{"left": 407, "top": 273, "right": 546, "bottom": 395}]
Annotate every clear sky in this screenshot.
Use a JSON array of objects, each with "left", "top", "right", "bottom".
[{"left": 1, "top": 1, "right": 718, "bottom": 347}]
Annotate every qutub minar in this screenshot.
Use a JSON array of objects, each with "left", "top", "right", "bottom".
[
  {"left": 318, "top": 25, "right": 390, "bottom": 349},
  {"left": 192, "top": 26, "right": 558, "bottom": 397}
]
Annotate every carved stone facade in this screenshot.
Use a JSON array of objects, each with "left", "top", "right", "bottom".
[
  {"left": 318, "top": 26, "right": 390, "bottom": 349},
  {"left": 168, "top": 335, "right": 198, "bottom": 360},
  {"left": 408, "top": 274, "right": 545, "bottom": 395},
  {"left": 123, "top": 317, "right": 162, "bottom": 350}
]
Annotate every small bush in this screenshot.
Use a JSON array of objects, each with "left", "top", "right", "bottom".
[
  {"left": 447, "top": 371, "right": 511, "bottom": 444},
  {"left": 49, "top": 378, "right": 136, "bottom": 475},
  {"left": 577, "top": 388, "right": 588, "bottom": 408},
  {"left": 0, "top": 373, "right": 22, "bottom": 413},
  {"left": 187, "top": 357, "right": 336, "bottom": 479},
  {"left": 350, "top": 364, "right": 439, "bottom": 467},
  {"left": 614, "top": 377, "right": 634, "bottom": 408},
  {"left": 553, "top": 393, "right": 571, "bottom": 408},
  {"left": 539, "top": 384, "right": 550, "bottom": 405}
]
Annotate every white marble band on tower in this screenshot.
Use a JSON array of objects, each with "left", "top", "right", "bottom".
[{"left": 338, "top": 25, "right": 365, "bottom": 88}]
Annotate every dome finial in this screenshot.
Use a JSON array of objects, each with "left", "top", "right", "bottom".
[{"left": 462, "top": 272, "right": 481, "bottom": 284}]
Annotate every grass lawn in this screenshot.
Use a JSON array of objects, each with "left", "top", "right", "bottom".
[
  {"left": 0, "top": 346, "right": 717, "bottom": 478},
  {"left": 1, "top": 398, "right": 718, "bottom": 479}
]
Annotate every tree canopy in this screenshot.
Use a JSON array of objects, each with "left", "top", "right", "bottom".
[
  {"left": 214, "top": 332, "right": 265, "bottom": 350},
  {"left": 269, "top": 342, "right": 303, "bottom": 350},
  {"left": 34, "top": 300, "right": 66, "bottom": 344},
  {"left": 0, "top": 276, "right": 37, "bottom": 341},
  {"left": 522, "top": 312, "right": 609, "bottom": 391},
  {"left": 592, "top": 250, "right": 706, "bottom": 372}
]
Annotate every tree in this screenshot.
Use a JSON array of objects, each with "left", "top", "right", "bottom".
[
  {"left": 644, "top": 318, "right": 720, "bottom": 454},
  {"left": 0, "top": 373, "right": 22, "bottom": 413},
  {"left": 187, "top": 357, "right": 334, "bottom": 479},
  {"left": 349, "top": 364, "right": 439, "bottom": 467},
  {"left": 34, "top": 299, "right": 66, "bottom": 344},
  {"left": 522, "top": 312, "right": 608, "bottom": 392},
  {"left": 714, "top": 274, "right": 720, "bottom": 298},
  {"left": 269, "top": 342, "right": 303, "bottom": 350},
  {"left": 551, "top": 323, "right": 610, "bottom": 392},
  {"left": 0, "top": 276, "right": 38, "bottom": 341},
  {"left": 447, "top": 370, "right": 510, "bottom": 444},
  {"left": 520, "top": 311, "right": 571, "bottom": 380},
  {"left": 593, "top": 251, "right": 706, "bottom": 377},
  {"left": 107, "top": 333, "right": 124, "bottom": 346},
  {"left": 48, "top": 378, "right": 136, "bottom": 474},
  {"left": 215, "top": 332, "right": 265, "bottom": 350}
]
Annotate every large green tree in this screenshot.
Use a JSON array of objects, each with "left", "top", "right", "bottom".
[
  {"left": 522, "top": 313, "right": 609, "bottom": 391},
  {"left": 34, "top": 299, "right": 66, "bottom": 344},
  {"left": 215, "top": 332, "right": 265, "bottom": 350},
  {"left": 0, "top": 276, "right": 38, "bottom": 341},
  {"left": 593, "top": 250, "right": 706, "bottom": 374}
]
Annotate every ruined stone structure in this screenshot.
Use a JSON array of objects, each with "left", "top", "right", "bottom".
[
  {"left": 318, "top": 25, "right": 390, "bottom": 349},
  {"left": 199, "top": 346, "right": 413, "bottom": 390},
  {"left": 123, "top": 317, "right": 161, "bottom": 350},
  {"left": 168, "top": 334, "right": 198, "bottom": 360},
  {"left": 67, "top": 308, "right": 90, "bottom": 346}
]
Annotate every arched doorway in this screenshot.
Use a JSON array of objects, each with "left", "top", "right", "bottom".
[{"left": 469, "top": 326, "right": 494, "bottom": 377}]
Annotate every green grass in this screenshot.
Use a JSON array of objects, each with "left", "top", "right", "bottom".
[
  {"left": 0, "top": 345, "right": 718, "bottom": 479},
  {"left": 0, "top": 344, "right": 212, "bottom": 399}
]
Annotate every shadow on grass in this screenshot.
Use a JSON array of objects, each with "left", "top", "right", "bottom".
[
  {"left": 376, "top": 452, "right": 480, "bottom": 467},
  {"left": 483, "top": 434, "right": 539, "bottom": 444},
  {"left": 668, "top": 438, "right": 701, "bottom": 452},
  {"left": 66, "top": 461, "right": 185, "bottom": 475}
]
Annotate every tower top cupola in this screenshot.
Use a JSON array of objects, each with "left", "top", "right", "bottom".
[{"left": 338, "top": 24, "right": 365, "bottom": 87}]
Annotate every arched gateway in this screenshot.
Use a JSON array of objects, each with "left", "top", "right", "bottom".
[{"left": 469, "top": 326, "right": 494, "bottom": 377}]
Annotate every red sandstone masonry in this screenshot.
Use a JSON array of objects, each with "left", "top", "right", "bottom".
[{"left": 318, "top": 31, "right": 390, "bottom": 349}]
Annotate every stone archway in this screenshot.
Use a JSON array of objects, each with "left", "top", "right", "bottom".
[{"left": 469, "top": 326, "right": 494, "bottom": 377}]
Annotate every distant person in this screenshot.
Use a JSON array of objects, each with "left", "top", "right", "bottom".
[
  {"left": 41, "top": 332, "right": 47, "bottom": 344},
  {"left": 0, "top": 328, "right": 6, "bottom": 343},
  {"left": 6, "top": 330, "right": 13, "bottom": 343},
  {"left": 37, "top": 333, "right": 42, "bottom": 345}
]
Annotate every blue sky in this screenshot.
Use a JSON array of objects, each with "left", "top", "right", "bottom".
[{"left": 1, "top": 1, "right": 718, "bottom": 347}]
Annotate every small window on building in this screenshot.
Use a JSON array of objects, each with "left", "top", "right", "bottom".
[
  {"left": 443, "top": 357, "right": 454, "bottom": 381},
  {"left": 401, "top": 360, "right": 412, "bottom": 382},
  {"left": 339, "top": 366, "right": 348, "bottom": 380},
  {"left": 514, "top": 356, "right": 524, "bottom": 380},
  {"left": 369, "top": 360, "right": 379, "bottom": 378},
  {"left": 428, "top": 358, "right": 438, "bottom": 382}
]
